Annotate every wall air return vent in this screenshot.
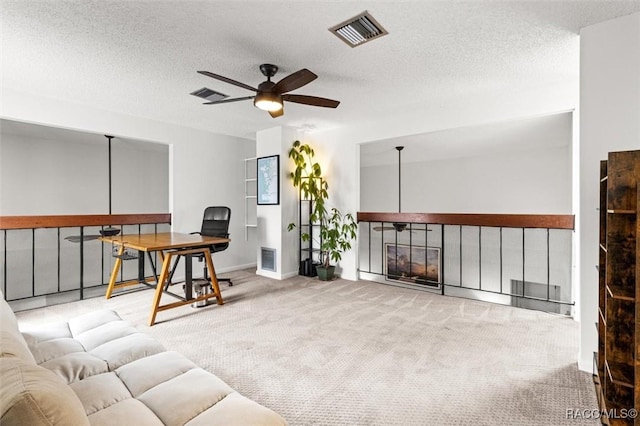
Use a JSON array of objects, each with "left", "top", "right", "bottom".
[
  {"left": 329, "top": 11, "right": 388, "bottom": 48},
  {"left": 190, "top": 87, "right": 228, "bottom": 102},
  {"left": 261, "top": 247, "right": 276, "bottom": 272}
]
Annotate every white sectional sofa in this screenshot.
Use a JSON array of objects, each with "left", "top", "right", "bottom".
[{"left": 0, "top": 293, "right": 286, "bottom": 425}]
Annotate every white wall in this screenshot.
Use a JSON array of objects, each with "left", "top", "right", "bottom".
[
  {"left": 578, "top": 12, "right": 640, "bottom": 372},
  {"left": 0, "top": 88, "right": 257, "bottom": 273},
  {"left": 0, "top": 127, "right": 168, "bottom": 215},
  {"left": 302, "top": 133, "right": 360, "bottom": 280},
  {"left": 361, "top": 145, "right": 572, "bottom": 214},
  {"left": 310, "top": 114, "right": 573, "bottom": 281}
]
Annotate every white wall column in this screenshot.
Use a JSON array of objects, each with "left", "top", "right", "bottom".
[
  {"left": 578, "top": 12, "right": 640, "bottom": 372},
  {"left": 255, "top": 126, "right": 299, "bottom": 279}
]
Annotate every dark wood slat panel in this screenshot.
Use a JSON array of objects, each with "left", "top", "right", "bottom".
[
  {"left": 606, "top": 297, "right": 635, "bottom": 369},
  {"left": 0, "top": 213, "right": 171, "bottom": 230},
  {"left": 356, "top": 212, "right": 575, "bottom": 230},
  {"left": 597, "top": 150, "right": 639, "bottom": 421},
  {"left": 606, "top": 214, "right": 637, "bottom": 299},
  {"left": 608, "top": 150, "right": 639, "bottom": 211}
]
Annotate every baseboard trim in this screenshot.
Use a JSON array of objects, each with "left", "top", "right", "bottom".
[
  {"left": 255, "top": 270, "right": 299, "bottom": 280},
  {"left": 217, "top": 263, "right": 257, "bottom": 274}
]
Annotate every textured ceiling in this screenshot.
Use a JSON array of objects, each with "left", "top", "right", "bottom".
[{"left": 2, "top": 1, "right": 639, "bottom": 140}]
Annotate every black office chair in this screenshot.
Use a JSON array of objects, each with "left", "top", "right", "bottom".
[
  {"left": 193, "top": 206, "right": 233, "bottom": 287},
  {"left": 166, "top": 206, "right": 233, "bottom": 289}
]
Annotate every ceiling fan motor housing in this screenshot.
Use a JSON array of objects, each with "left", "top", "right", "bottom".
[{"left": 259, "top": 64, "right": 278, "bottom": 79}]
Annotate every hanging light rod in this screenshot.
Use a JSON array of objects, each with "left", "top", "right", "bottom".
[
  {"left": 101, "top": 135, "right": 121, "bottom": 237},
  {"left": 396, "top": 146, "right": 404, "bottom": 213},
  {"left": 105, "top": 135, "right": 114, "bottom": 215}
]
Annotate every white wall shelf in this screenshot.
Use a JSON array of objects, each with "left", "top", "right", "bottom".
[{"left": 244, "top": 157, "right": 257, "bottom": 240}]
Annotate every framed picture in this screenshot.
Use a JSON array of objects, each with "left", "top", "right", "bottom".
[
  {"left": 385, "top": 243, "right": 441, "bottom": 287},
  {"left": 257, "top": 155, "right": 280, "bottom": 205}
]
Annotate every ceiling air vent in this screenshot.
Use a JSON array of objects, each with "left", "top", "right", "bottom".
[
  {"left": 329, "top": 11, "right": 388, "bottom": 48},
  {"left": 190, "top": 87, "right": 228, "bottom": 102}
]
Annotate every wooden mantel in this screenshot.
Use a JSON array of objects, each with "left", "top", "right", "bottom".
[{"left": 356, "top": 212, "right": 575, "bottom": 230}]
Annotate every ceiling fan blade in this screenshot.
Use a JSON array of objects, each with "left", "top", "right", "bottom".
[
  {"left": 269, "top": 108, "right": 284, "bottom": 118},
  {"left": 273, "top": 69, "right": 317, "bottom": 94},
  {"left": 203, "top": 96, "right": 254, "bottom": 105},
  {"left": 283, "top": 94, "right": 340, "bottom": 108},
  {"left": 197, "top": 71, "right": 258, "bottom": 92},
  {"left": 373, "top": 226, "right": 396, "bottom": 231}
]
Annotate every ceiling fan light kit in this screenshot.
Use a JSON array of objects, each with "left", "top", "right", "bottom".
[
  {"left": 194, "top": 63, "right": 339, "bottom": 118},
  {"left": 254, "top": 92, "right": 283, "bottom": 112}
]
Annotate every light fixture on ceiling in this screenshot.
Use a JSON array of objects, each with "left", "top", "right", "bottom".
[{"left": 253, "top": 91, "right": 283, "bottom": 112}]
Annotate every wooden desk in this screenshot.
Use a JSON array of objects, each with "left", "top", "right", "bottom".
[{"left": 100, "top": 232, "right": 229, "bottom": 325}]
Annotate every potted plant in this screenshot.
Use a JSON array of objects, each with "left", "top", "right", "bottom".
[
  {"left": 315, "top": 207, "right": 357, "bottom": 280},
  {"left": 287, "top": 140, "right": 357, "bottom": 280}
]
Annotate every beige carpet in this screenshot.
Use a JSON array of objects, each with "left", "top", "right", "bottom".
[{"left": 16, "top": 270, "right": 599, "bottom": 426}]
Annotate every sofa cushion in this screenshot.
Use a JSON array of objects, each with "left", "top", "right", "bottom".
[
  {"left": 70, "top": 371, "right": 133, "bottom": 416},
  {"left": 89, "top": 332, "right": 165, "bottom": 370},
  {"left": 21, "top": 309, "right": 165, "bottom": 379},
  {"left": 67, "top": 309, "right": 122, "bottom": 336},
  {"left": 39, "top": 351, "right": 108, "bottom": 384},
  {"left": 0, "top": 356, "right": 89, "bottom": 426},
  {"left": 185, "top": 392, "right": 288, "bottom": 426},
  {"left": 0, "top": 292, "right": 35, "bottom": 363},
  {"left": 138, "top": 368, "right": 234, "bottom": 425},
  {"left": 72, "top": 316, "right": 141, "bottom": 351},
  {"left": 116, "top": 350, "right": 198, "bottom": 397},
  {"left": 27, "top": 337, "right": 85, "bottom": 365},
  {"left": 87, "top": 398, "right": 164, "bottom": 426}
]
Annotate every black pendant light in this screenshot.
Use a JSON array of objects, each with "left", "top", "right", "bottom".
[
  {"left": 100, "top": 135, "right": 120, "bottom": 236},
  {"left": 372, "top": 145, "right": 429, "bottom": 234},
  {"left": 392, "top": 146, "right": 407, "bottom": 232},
  {"left": 65, "top": 134, "right": 120, "bottom": 242}
]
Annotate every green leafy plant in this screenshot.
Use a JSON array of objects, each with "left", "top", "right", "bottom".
[
  {"left": 287, "top": 140, "right": 328, "bottom": 225},
  {"left": 287, "top": 140, "right": 357, "bottom": 270},
  {"left": 318, "top": 208, "right": 358, "bottom": 268}
]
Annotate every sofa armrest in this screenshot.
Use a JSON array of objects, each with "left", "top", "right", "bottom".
[{"left": 0, "top": 357, "right": 89, "bottom": 426}]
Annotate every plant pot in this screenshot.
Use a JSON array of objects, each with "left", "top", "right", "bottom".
[{"left": 316, "top": 265, "right": 335, "bottom": 281}]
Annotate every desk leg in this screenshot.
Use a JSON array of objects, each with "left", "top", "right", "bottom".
[
  {"left": 137, "top": 250, "right": 145, "bottom": 282},
  {"left": 149, "top": 251, "right": 174, "bottom": 326},
  {"left": 185, "top": 254, "right": 193, "bottom": 300},
  {"left": 105, "top": 245, "right": 125, "bottom": 299},
  {"left": 204, "top": 251, "right": 224, "bottom": 305}
]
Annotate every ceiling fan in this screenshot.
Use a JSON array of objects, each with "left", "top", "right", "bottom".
[
  {"left": 195, "top": 64, "right": 340, "bottom": 118},
  {"left": 373, "top": 146, "right": 430, "bottom": 233}
]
